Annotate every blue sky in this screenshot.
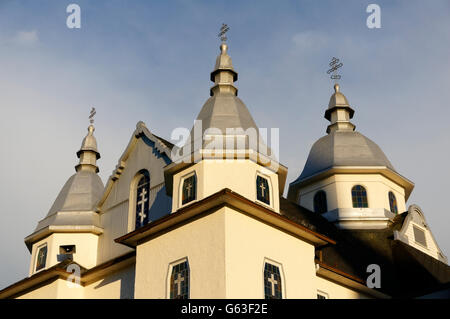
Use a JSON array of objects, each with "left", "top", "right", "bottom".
[{"left": 0, "top": 0, "right": 449, "bottom": 289}]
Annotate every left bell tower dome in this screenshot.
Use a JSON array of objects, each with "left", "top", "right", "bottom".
[{"left": 24, "top": 109, "right": 104, "bottom": 275}]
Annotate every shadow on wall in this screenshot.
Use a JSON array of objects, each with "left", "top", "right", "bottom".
[
  {"left": 149, "top": 186, "right": 172, "bottom": 221},
  {"left": 93, "top": 264, "right": 135, "bottom": 299}
]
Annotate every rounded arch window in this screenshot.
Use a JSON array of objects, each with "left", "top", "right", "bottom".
[
  {"left": 351, "top": 185, "right": 368, "bottom": 208},
  {"left": 313, "top": 191, "right": 328, "bottom": 214},
  {"left": 135, "top": 170, "right": 150, "bottom": 229},
  {"left": 388, "top": 191, "right": 398, "bottom": 214}
]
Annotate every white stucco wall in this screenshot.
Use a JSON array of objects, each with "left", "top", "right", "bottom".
[
  {"left": 29, "top": 233, "right": 99, "bottom": 276},
  {"left": 315, "top": 276, "right": 371, "bottom": 299},
  {"left": 134, "top": 207, "right": 227, "bottom": 298},
  {"left": 172, "top": 159, "right": 280, "bottom": 214},
  {"left": 298, "top": 174, "right": 406, "bottom": 214}
]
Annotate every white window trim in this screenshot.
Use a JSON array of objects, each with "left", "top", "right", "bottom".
[
  {"left": 179, "top": 171, "right": 197, "bottom": 208},
  {"left": 128, "top": 170, "right": 151, "bottom": 232},
  {"left": 262, "top": 257, "right": 286, "bottom": 299},
  {"left": 412, "top": 224, "right": 428, "bottom": 249},
  {"left": 255, "top": 172, "right": 273, "bottom": 209},
  {"left": 351, "top": 184, "right": 369, "bottom": 209},
  {"left": 317, "top": 290, "right": 329, "bottom": 299},
  {"left": 166, "top": 257, "right": 190, "bottom": 299}
]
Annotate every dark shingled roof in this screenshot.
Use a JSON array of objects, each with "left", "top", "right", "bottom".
[{"left": 280, "top": 197, "right": 450, "bottom": 298}]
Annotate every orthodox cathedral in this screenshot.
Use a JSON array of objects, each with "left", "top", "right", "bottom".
[{"left": 0, "top": 40, "right": 449, "bottom": 299}]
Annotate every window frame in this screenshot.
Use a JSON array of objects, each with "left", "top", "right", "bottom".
[
  {"left": 167, "top": 257, "right": 190, "bottom": 299},
  {"left": 262, "top": 258, "right": 285, "bottom": 299},
  {"left": 388, "top": 191, "right": 398, "bottom": 214},
  {"left": 317, "top": 290, "right": 329, "bottom": 299},
  {"left": 351, "top": 184, "right": 369, "bottom": 208},
  {"left": 34, "top": 243, "right": 48, "bottom": 273},
  {"left": 313, "top": 190, "right": 328, "bottom": 214},
  {"left": 135, "top": 170, "right": 151, "bottom": 229},
  {"left": 413, "top": 224, "right": 427, "bottom": 248},
  {"left": 256, "top": 173, "right": 272, "bottom": 207},
  {"left": 179, "top": 171, "right": 197, "bottom": 207}
]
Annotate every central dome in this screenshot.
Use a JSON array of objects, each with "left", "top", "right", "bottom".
[{"left": 296, "top": 130, "right": 396, "bottom": 183}]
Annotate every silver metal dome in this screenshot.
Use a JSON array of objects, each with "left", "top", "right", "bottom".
[{"left": 296, "top": 130, "right": 396, "bottom": 183}]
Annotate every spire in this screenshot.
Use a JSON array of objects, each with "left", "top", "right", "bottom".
[
  {"left": 324, "top": 83, "right": 356, "bottom": 134},
  {"left": 75, "top": 108, "right": 100, "bottom": 173},
  {"left": 210, "top": 24, "right": 238, "bottom": 96}
]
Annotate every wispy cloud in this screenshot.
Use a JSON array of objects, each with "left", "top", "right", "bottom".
[{"left": 12, "top": 30, "right": 39, "bottom": 46}]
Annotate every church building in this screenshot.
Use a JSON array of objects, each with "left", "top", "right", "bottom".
[{"left": 0, "top": 39, "right": 449, "bottom": 299}]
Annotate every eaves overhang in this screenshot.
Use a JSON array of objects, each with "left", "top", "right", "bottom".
[
  {"left": 115, "top": 188, "right": 335, "bottom": 249},
  {"left": 315, "top": 260, "right": 390, "bottom": 299},
  {"left": 164, "top": 151, "right": 288, "bottom": 197},
  {"left": 290, "top": 166, "right": 415, "bottom": 201},
  {"left": 24, "top": 225, "right": 104, "bottom": 252}
]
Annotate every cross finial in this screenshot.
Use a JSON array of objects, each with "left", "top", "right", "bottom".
[
  {"left": 89, "top": 107, "right": 96, "bottom": 125},
  {"left": 327, "top": 57, "right": 343, "bottom": 84},
  {"left": 218, "top": 23, "right": 230, "bottom": 42}
]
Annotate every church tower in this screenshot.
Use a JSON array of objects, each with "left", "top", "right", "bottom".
[
  {"left": 288, "top": 84, "right": 414, "bottom": 229},
  {"left": 24, "top": 114, "right": 104, "bottom": 275},
  {"left": 164, "top": 39, "right": 288, "bottom": 213}
]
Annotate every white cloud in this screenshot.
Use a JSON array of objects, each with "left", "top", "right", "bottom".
[
  {"left": 291, "top": 31, "right": 329, "bottom": 51},
  {"left": 13, "top": 30, "right": 39, "bottom": 46}
]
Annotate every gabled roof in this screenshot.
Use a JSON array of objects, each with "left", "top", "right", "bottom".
[
  {"left": 279, "top": 198, "right": 450, "bottom": 298},
  {"left": 96, "top": 121, "right": 173, "bottom": 210}
]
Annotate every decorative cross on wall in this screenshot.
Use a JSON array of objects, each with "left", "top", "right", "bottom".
[
  {"left": 185, "top": 182, "right": 193, "bottom": 197},
  {"left": 137, "top": 188, "right": 148, "bottom": 224},
  {"left": 174, "top": 273, "right": 185, "bottom": 296},
  {"left": 259, "top": 182, "right": 266, "bottom": 197},
  {"left": 267, "top": 273, "right": 278, "bottom": 297},
  {"left": 38, "top": 250, "right": 45, "bottom": 265}
]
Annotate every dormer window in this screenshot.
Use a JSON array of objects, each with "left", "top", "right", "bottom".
[
  {"left": 182, "top": 174, "right": 196, "bottom": 205},
  {"left": 313, "top": 191, "right": 328, "bottom": 214},
  {"left": 256, "top": 175, "right": 270, "bottom": 205},
  {"left": 352, "top": 185, "right": 368, "bottom": 208},
  {"left": 413, "top": 225, "right": 427, "bottom": 247},
  {"left": 388, "top": 191, "right": 398, "bottom": 214},
  {"left": 35, "top": 244, "right": 48, "bottom": 272},
  {"left": 135, "top": 171, "right": 150, "bottom": 229}
]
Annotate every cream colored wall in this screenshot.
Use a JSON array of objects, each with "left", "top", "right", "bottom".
[
  {"left": 315, "top": 276, "right": 371, "bottom": 299},
  {"left": 98, "top": 138, "right": 169, "bottom": 264},
  {"left": 172, "top": 159, "right": 280, "bottom": 213},
  {"left": 223, "top": 207, "right": 316, "bottom": 298},
  {"left": 135, "top": 205, "right": 320, "bottom": 299},
  {"left": 84, "top": 265, "right": 135, "bottom": 299},
  {"left": 17, "top": 279, "right": 84, "bottom": 299},
  {"left": 18, "top": 265, "right": 135, "bottom": 299},
  {"left": 299, "top": 174, "right": 406, "bottom": 213},
  {"left": 134, "top": 208, "right": 227, "bottom": 298},
  {"left": 29, "top": 233, "right": 99, "bottom": 276}
]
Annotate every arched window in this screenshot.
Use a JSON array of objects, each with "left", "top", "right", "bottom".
[
  {"left": 264, "top": 262, "right": 282, "bottom": 299},
  {"left": 388, "top": 191, "right": 398, "bottom": 214},
  {"left": 135, "top": 171, "right": 150, "bottom": 229},
  {"left": 313, "top": 191, "right": 328, "bottom": 214},
  {"left": 170, "top": 260, "right": 190, "bottom": 299},
  {"left": 352, "top": 185, "right": 368, "bottom": 208},
  {"left": 256, "top": 175, "right": 270, "bottom": 205},
  {"left": 182, "top": 174, "right": 196, "bottom": 205}
]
